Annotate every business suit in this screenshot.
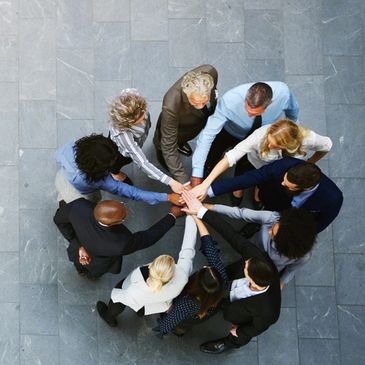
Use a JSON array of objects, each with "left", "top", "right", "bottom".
[
  {"left": 153, "top": 64, "right": 218, "bottom": 183},
  {"left": 54, "top": 198, "right": 176, "bottom": 278},
  {"left": 211, "top": 157, "right": 343, "bottom": 233}
]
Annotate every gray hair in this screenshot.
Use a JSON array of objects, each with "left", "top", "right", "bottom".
[{"left": 181, "top": 71, "right": 214, "bottom": 97}]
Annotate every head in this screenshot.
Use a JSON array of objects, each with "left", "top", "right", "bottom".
[
  {"left": 109, "top": 90, "right": 147, "bottom": 130},
  {"left": 245, "top": 82, "right": 273, "bottom": 117},
  {"left": 181, "top": 71, "right": 214, "bottom": 109},
  {"left": 270, "top": 208, "right": 316, "bottom": 259},
  {"left": 93, "top": 200, "right": 127, "bottom": 226},
  {"left": 244, "top": 257, "right": 277, "bottom": 290},
  {"left": 147, "top": 255, "right": 176, "bottom": 293},
  {"left": 74, "top": 134, "right": 123, "bottom": 182}
]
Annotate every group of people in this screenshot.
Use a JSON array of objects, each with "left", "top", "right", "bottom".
[{"left": 53, "top": 65, "right": 343, "bottom": 354}]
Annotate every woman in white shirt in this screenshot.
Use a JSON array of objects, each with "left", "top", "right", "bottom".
[
  {"left": 109, "top": 89, "right": 184, "bottom": 193},
  {"left": 191, "top": 119, "right": 332, "bottom": 200}
]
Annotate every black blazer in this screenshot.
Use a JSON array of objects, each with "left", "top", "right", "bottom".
[
  {"left": 203, "top": 211, "right": 281, "bottom": 347},
  {"left": 54, "top": 198, "right": 175, "bottom": 276}
]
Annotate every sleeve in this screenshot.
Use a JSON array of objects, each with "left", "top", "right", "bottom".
[
  {"left": 304, "top": 131, "right": 333, "bottom": 152},
  {"left": 115, "top": 130, "right": 172, "bottom": 185},
  {"left": 234, "top": 316, "right": 272, "bottom": 346},
  {"left": 283, "top": 88, "right": 299, "bottom": 121},
  {"left": 191, "top": 98, "right": 229, "bottom": 178},
  {"left": 280, "top": 254, "right": 311, "bottom": 284},
  {"left": 316, "top": 190, "right": 343, "bottom": 233}
]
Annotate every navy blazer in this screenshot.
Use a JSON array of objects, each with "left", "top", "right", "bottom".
[{"left": 211, "top": 157, "right": 343, "bottom": 233}]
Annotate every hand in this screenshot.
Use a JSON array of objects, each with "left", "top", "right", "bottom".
[
  {"left": 167, "top": 193, "right": 183, "bottom": 206},
  {"left": 169, "top": 205, "right": 186, "bottom": 219},
  {"left": 190, "top": 176, "right": 203, "bottom": 187},
  {"left": 111, "top": 172, "right": 126, "bottom": 181},
  {"left": 169, "top": 179, "right": 185, "bottom": 193},
  {"left": 203, "top": 203, "right": 214, "bottom": 210},
  {"left": 79, "top": 246, "right": 91, "bottom": 265},
  {"left": 190, "top": 183, "right": 208, "bottom": 201},
  {"left": 181, "top": 190, "right": 203, "bottom": 215},
  {"left": 230, "top": 325, "right": 238, "bottom": 337}
]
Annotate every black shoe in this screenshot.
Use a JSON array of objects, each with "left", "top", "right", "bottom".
[
  {"left": 230, "top": 193, "right": 243, "bottom": 206},
  {"left": 178, "top": 143, "right": 193, "bottom": 156},
  {"left": 240, "top": 223, "right": 261, "bottom": 238},
  {"left": 200, "top": 339, "right": 228, "bottom": 354},
  {"left": 96, "top": 301, "right": 117, "bottom": 327}
]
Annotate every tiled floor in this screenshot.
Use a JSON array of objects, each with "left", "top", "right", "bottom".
[{"left": 0, "top": 1, "right": 364, "bottom": 364}]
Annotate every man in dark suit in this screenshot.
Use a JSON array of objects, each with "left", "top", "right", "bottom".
[
  {"left": 54, "top": 198, "right": 183, "bottom": 279},
  {"left": 153, "top": 64, "right": 218, "bottom": 184},
  {"left": 208, "top": 157, "right": 343, "bottom": 233}
]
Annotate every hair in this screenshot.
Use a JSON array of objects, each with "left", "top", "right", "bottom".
[
  {"left": 147, "top": 255, "right": 176, "bottom": 293},
  {"left": 246, "top": 82, "right": 273, "bottom": 108},
  {"left": 109, "top": 91, "right": 147, "bottom": 130},
  {"left": 260, "top": 119, "right": 309, "bottom": 157},
  {"left": 182, "top": 267, "right": 225, "bottom": 319},
  {"left": 181, "top": 71, "right": 214, "bottom": 98},
  {"left": 274, "top": 208, "right": 316, "bottom": 259},
  {"left": 286, "top": 162, "right": 322, "bottom": 189},
  {"left": 93, "top": 200, "right": 127, "bottom": 226},
  {"left": 246, "top": 257, "right": 277, "bottom": 287},
  {"left": 74, "top": 134, "right": 123, "bottom": 182}
]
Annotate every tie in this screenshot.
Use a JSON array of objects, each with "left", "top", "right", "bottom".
[{"left": 246, "top": 115, "right": 262, "bottom": 138}]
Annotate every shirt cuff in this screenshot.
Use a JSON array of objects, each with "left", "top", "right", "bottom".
[
  {"left": 163, "top": 175, "right": 172, "bottom": 185},
  {"left": 207, "top": 186, "right": 215, "bottom": 197},
  {"left": 168, "top": 212, "right": 177, "bottom": 220},
  {"left": 225, "top": 151, "right": 236, "bottom": 167},
  {"left": 192, "top": 168, "right": 204, "bottom": 178},
  {"left": 197, "top": 207, "right": 208, "bottom": 219}
]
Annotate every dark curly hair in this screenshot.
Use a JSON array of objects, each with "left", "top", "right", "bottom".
[
  {"left": 247, "top": 256, "right": 278, "bottom": 287},
  {"left": 287, "top": 162, "right": 321, "bottom": 189},
  {"left": 74, "top": 134, "right": 123, "bottom": 182}
]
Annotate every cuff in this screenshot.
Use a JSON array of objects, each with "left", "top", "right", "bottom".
[
  {"left": 192, "top": 168, "right": 204, "bottom": 178},
  {"left": 225, "top": 151, "right": 236, "bottom": 167},
  {"left": 197, "top": 206, "right": 208, "bottom": 219},
  {"left": 207, "top": 186, "right": 215, "bottom": 197}
]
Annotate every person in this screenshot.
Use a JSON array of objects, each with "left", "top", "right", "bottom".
[
  {"left": 181, "top": 191, "right": 281, "bottom": 354},
  {"left": 191, "top": 119, "right": 332, "bottom": 201},
  {"left": 109, "top": 88, "right": 184, "bottom": 193},
  {"left": 96, "top": 215, "right": 198, "bottom": 326},
  {"left": 53, "top": 198, "right": 183, "bottom": 279},
  {"left": 153, "top": 64, "right": 218, "bottom": 184},
  {"left": 190, "top": 81, "right": 299, "bottom": 187},
  {"left": 206, "top": 157, "right": 343, "bottom": 233},
  {"left": 200, "top": 203, "right": 317, "bottom": 288},
  {"left": 54, "top": 134, "right": 181, "bottom": 206}
]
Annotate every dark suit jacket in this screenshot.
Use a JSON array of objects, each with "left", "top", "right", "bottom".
[
  {"left": 211, "top": 157, "right": 343, "bottom": 233},
  {"left": 203, "top": 211, "right": 281, "bottom": 347},
  {"left": 153, "top": 64, "right": 218, "bottom": 183},
  {"left": 54, "top": 198, "right": 175, "bottom": 277}
]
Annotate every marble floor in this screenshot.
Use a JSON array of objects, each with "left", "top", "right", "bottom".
[{"left": 0, "top": 1, "right": 364, "bottom": 364}]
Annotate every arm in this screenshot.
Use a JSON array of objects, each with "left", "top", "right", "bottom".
[
  {"left": 283, "top": 88, "right": 299, "bottom": 121},
  {"left": 316, "top": 192, "right": 343, "bottom": 233},
  {"left": 280, "top": 254, "right": 311, "bottom": 285},
  {"left": 305, "top": 132, "right": 333, "bottom": 164}
]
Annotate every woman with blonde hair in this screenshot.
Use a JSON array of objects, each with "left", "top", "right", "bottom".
[
  {"left": 97, "top": 215, "right": 198, "bottom": 326},
  {"left": 108, "top": 88, "right": 184, "bottom": 193},
  {"left": 191, "top": 119, "right": 332, "bottom": 201}
]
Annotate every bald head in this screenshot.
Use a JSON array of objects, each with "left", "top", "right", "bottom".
[{"left": 94, "top": 200, "right": 127, "bottom": 226}]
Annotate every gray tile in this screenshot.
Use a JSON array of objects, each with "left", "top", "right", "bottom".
[
  {"left": 206, "top": 0, "right": 244, "bottom": 42},
  {"left": 299, "top": 339, "right": 340, "bottom": 365},
  {"left": 93, "top": 0, "right": 129, "bottom": 22},
  {"left": 59, "top": 304, "right": 98, "bottom": 365},
  {"left": 0, "top": 0, "right": 18, "bottom": 35},
  {"left": 0, "top": 253, "right": 19, "bottom": 302},
  {"left": 0, "top": 303, "right": 20, "bottom": 365},
  {"left": 57, "top": 119, "right": 94, "bottom": 147},
  {"left": 296, "top": 286, "right": 338, "bottom": 338},
  {"left": 132, "top": 42, "right": 169, "bottom": 101},
  {"left": 244, "top": 10, "right": 284, "bottom": 59},
  {"left": 258, "top": 308, "right": 299, "bottom": 365},
  {"left": 244, "top": 0, "right": 282, "bottom": 9},
  {"left": 0, "top": 82, "right": 18, "bottom": 165},
  {"left": 168, "top": 0, "right": 205, "bottom": 18},
  {"left": 57, "top": 0, "right": 94, "bottom": 48},
  {"left": 327, "top": 105, "right": 365, "bottom": 177},
  {"left": 245, "top": 59, "right": 285, "bottom": 83},
  {"left": 20, "top": 284, "right": 58, "bottom": 335},
  {"left": 283, "top": 0, "right": 323, "bottom": 75},
  {"left": 19, "top": 18, "right": 56, "bottom": 100},
  {"left": 57, "top": 49, "right": 94, "bottom": 120},
  {"left": 19, "top": 149, "right": 57, "bottom": 209},
  {"left": 131, "top": 0, "right": 168, "bottom": 41},
  {"left": 322, "top": 0, "right": 362, "bottom": 56},
  {"left": 20, "top": 101, "right": 57, "bottom": 148},
  {"left": 335, "top": 253, "right": 365, "bottom": 305},
  {"left": 337, "top": 305, "right": 365, "bottom": 365},
  {"left": 0, "top": 209, "right": 19, "bottom": 251},
  {"left": 168, "top": 67, "right": 191, "bottom": 85},
  {"left": 94, "top": 22, "right": 131, "bottom": 81},
  {"left": 20, "top": 335, "right": 59, "bottom": 365},
  {"left": 169, "top": 19, "right": 206, "bottom": 68},
  {"left": 324, "top": 56, "right": 365, "bottom": 104},
  {"left": 0, "top": 166, "right": 18, "bottom": 209},
  {"left": 0, "top": 36, "right": 18, "bottom": 81},
  {"left": 20, "top": 209, "right": 58, "bottom": 284},
  {"left": 20, "top": 0, "right": 56, "bottom": 18},
  {"left": 332, "top": 179, "right": 364, "bottom": 254},
  {"left": 281, "top": 278, "right": 296, "bottom": 307}
]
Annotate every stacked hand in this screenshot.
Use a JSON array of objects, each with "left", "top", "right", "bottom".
[
  {"left": 181, "top": 190, "right": 203, "bottom": 215},
  {"left": 190, "top": 182, "right": 209, "bottom": 201}
]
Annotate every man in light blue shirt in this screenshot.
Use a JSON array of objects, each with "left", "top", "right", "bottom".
[{"left": 191, "top": 82, "right": 299, "bottom": 185}]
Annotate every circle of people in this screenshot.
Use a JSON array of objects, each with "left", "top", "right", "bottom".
[{"left": 54, "top": 65, "right": 343, "bottom": 354}]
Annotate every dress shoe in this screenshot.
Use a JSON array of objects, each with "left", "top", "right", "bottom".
[
  {"left": 200, "top": 339, "right": 227, "bottom": 354},
  {"left": 177, "top": 143, "right": 193, "bottom": 156},
  {"left": 96, "top": 301, "right": 117, "bottom": 327}
]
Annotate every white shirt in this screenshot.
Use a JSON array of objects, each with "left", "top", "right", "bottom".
[{"left": 230, "top": 278, "right": 269, "bottom": 302}]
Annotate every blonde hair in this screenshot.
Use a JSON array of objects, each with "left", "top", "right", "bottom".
[
  {"left": 181, "top": 71, "right": 214, "bottom": 97},
  {"left": 109, "top": 90, "right": 147, "bottom": 131},
  {"left": 260, "top": 119, "right": 309, "bottom": 158},
  {"left": 147, "top": 255, "right": 175, "bottom": 293}
]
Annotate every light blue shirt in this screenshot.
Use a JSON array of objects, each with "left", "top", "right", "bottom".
[
  {"left": 55, "top": 142, "right": 168, "bottom": 205},
  {"left": 291, "top": 184, "right": 319, "bottom": 208},
  {"left": 192, "top": 81, "right": 299, "bottom": 177}
]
